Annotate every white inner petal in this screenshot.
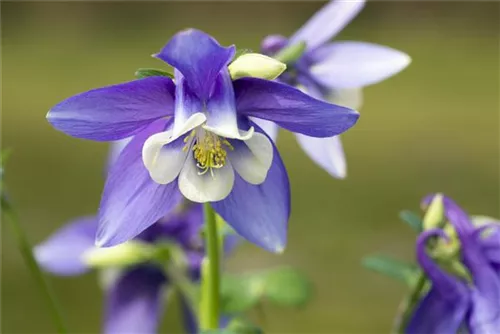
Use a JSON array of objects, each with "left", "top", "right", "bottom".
[
  {"left": 202, "top": 124, "right": 255, "bottom": 141},
  {"left": 178, "top": 153, "right": 235, "bottom": 203},
  {"left": 228, "top": 132, "right": 273, "bottom": 185},
  {"left": 142, "top": 129, "right": 190, "bottom": 184},
  {"left": 172, "top": 112, "right": 206, "bottom": 140}
]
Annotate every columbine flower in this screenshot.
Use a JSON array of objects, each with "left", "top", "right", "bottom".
[
  {"left": 406, "top": 196, "right": 500, "bottom": 333},
  {"left": 35, "top": 204, "right": 229, "bottom": 334},
  {"left": 260, "top": 0, "right": 411, "bottom": 178},
  {"left": 47, "top": 29, "right": 359, "bottom": 251}
]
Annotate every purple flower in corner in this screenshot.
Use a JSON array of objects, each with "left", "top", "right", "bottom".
[
  {"left": 47, "top": 29, "right": 359, "bottom": 252},
  {"left": 261, "top": 0, "right": 411, "bottom": 179},
  {"left": 35, "top": 204, "right": 230, "bottom": 334},
  {"left": 406, "top": 196, "right": 500, "bottom": 334}
]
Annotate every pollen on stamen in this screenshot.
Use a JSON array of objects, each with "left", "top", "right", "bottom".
[{"left": 192, "top": 133, "right": 233, "bottom": 177}]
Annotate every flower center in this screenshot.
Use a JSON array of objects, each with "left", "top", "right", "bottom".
[{"left": 183, "top": 130, "right": 234, "bottom": 176}]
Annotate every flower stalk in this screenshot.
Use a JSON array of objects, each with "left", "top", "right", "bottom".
[
  {"left": 200, "top": 203, "right": 221, "bottom": 330},
  {"left": 2, "top": 198, "right": 68, "bottom": 333}
]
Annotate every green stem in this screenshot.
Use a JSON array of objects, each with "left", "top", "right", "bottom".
[
  {"left": 392, "top": 271, "right": 427, "bottom": 334},
  {"left": 200, "top": 203, "right": 221, "bottom": 330},
  {"left": 273, "top": 41, "right": 307, "bottom": 65},
  {"left": 2, "top": 199, "right": 68, "bottom": 333}
]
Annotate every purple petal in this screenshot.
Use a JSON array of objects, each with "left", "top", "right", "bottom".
[
  {"left": 155, "top": 204, "right": 204, "bottom": 248},
  {"left": 480, "top": 226, "right": 500, "bottom": 266},
  {"left": 47, "top": 77, "right": 175, "bottom": 141},
  {"left": 107, "top": 138, "right": 132, "bottom": 172},
  {"left": 35, "top": 217, "right": 97, "bottom": 276},
  {"left": 154, "top": 29, "right": 235, "bottom": 101},
  {"left": 296, "top": 75, "right": 326, "bottom": 99},
  {"left": 105, "top": 266, "right": 165, "bottom": 334},
  {"left": 212, "top": 124, "right": 290, "bottom": 253},
  {"left": 467, "top": 289, "right": 500, "bottom": 333},
  {"left": 406, "top": 287, "right": 469, "bottom": 334},
  {"left": 172, "top": 70, "right": 205, "bottom": 136},
  {"left": 460, "top": 232, "right": 500, "bottom": 329},
  {"left": 234, "top": 77, "right": 359, "bottom": 138},
  {"left": 295, "top": 134, "right": 346, "bottom": 179},
  {"left": 407, "top": 229, "right": 470, "bottom": 334},
  {"left": 309, "top": 42, "right": 411, "bottom": 89},
  {"left": 288, "top": 0, "right": 366, "bottom": 50},
  {"left": 260, "top": 34, "right": 288, "bottom": 55},
  {"left": 97, "top": 119, "right": 183, "bottom": 247},
  {"left": 205, "top": 69, "right": 243, "bottom": 139}
]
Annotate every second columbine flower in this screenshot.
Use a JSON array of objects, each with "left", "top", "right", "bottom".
[{"left": 47, "top": 29, "right": 359, "bottom": 252}]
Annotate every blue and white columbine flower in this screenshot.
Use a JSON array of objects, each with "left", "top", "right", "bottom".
[
  {"left": 406, "top": 195, "right": 500, "bottom": 333},
  {"left": 261, "top": 0, "right": 410, "bottom": 178},
  {"left": 47, "top": 29, "right": 359, "bottom": 252}
]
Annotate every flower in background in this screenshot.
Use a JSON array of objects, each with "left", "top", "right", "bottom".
[
  {"left": 261, "top": 0, "right": 411, "bottom": 178},
  {"left": 406, "top": 196, "right": 500, "bottom": 333},
  {"left": 35, "top": 203, "right": 233, "bottom": 334},
  {"left": 47, "top": 28, "right": 359, "bottom": 252}
]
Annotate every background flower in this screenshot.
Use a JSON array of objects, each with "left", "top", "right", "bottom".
[
  {"left": 407, "top": 197, "right": 500, "bottom": 333},
  {"left": 35, "top": 203, "right": 236, "bottom": 334},
  {"left": 261, "top": 0, "right": 411, "bottom": 179}
]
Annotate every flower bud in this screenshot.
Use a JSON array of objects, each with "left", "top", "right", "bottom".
[
  {"left": 228, "top": 53, "right": 286, "bottom": 80},
  {"left": 422, "top": 193, "right": 445, "bottom": 231},
  {"left": 83, "top": 241, "right": 156, "bottom": 268}
]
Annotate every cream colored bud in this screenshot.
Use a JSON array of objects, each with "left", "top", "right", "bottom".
[
  {"left": 229, "top": 53, "right": 286, "bottom": 80},
  {"left": 423, "top": 194, "right": 445, "bottom": 231}
]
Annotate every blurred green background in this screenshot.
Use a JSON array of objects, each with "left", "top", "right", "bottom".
[{"left": 2, "top": 1, "right": 499, "bottom": 333}]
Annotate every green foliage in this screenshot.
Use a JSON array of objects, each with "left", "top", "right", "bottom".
[
  {"left": 221, "top": 267, "right": 313, "bottom": 314},
  {"left": 399, "top": 210, "right": 423, "bottom": 233},
  {"left": 134, "top": 68, "right": 174, "bottom": 79},
  {"left": 263, "top": 267, "right": 311, "bottom": 307},
  {"left": 362, "top": 254, "right": 418, "bottom": 286},
  {"left": 221, "top": 274, "right": 260, "bottom": 313}
]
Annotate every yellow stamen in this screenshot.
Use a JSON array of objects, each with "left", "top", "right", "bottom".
[{"left": 191, "top": 132, "right": 233, "bottom": 176}]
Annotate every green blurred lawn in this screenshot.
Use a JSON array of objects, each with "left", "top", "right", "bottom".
[{"left": 2, "top": 2, "right": 499, "bottom": 333}]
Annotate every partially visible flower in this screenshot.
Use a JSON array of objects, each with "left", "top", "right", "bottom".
[
  {"left": 406, "top": 196, "right": 500, "bottom": 333},
  {"left": 35, "top": 204, "right": 232, "bottom": 334},
  {"left": 261, "top": 0, "right": 411, "bottom": 178},
  {"left": 47, "top": 29, "right": 359, "bottom": 252}
]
